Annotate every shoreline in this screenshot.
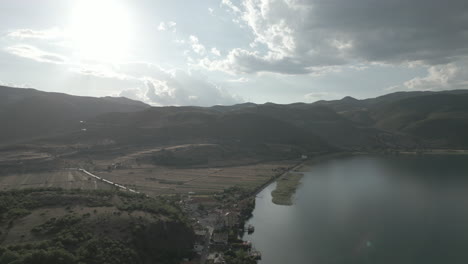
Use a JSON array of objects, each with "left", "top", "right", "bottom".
[
  {"left": 250, "top": 151, "right": 351, "bottom": 198},
  {"left": 269, "top": 152, "right": 353, "bottom": 206}
]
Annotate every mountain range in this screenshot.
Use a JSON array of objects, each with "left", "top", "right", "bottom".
[{"left": 1, "top": 85, "right": 468, "bottom": 154}]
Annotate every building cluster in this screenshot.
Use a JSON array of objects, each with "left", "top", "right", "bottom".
[{"left": 180, "top": 190, "right": 262, "bottom": 264}]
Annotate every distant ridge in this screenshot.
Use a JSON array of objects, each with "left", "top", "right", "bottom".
[
  {"left": 313, "top": 89, "right": 468, "bottom": 147},
  {"left": 0, "top": 86, "right": 150, "bottom": 145},
  {"left": 2, "top": 86, "right": 468, "bottom": 149}
]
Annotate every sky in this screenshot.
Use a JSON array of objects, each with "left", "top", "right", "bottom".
[{"left": 0, "top": 0, "right": 467, "bottom": 106}]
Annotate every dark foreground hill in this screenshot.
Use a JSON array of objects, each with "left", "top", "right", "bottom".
[
  {"left": 0, "top": 86, "right": 150, "bottom": 146},
  {"left": 0, "top": 188, "right": 194, "bottom": 264}
]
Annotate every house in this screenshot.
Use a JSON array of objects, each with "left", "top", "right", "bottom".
[
  {"left": 194, "top": 229, "right": 208, "bottom": 242},
  {"left": 211, "top": 232, "right": 228, "bottom": 246},
  {"left": 213, "top": 213, "right": 225, "bottom": 230},
  {"left": 207, "top": 253, "right": 225, "bottom": 264},
  {"left": 193, "top": 244, "right": 204, "bottom": 254},
  {"left": 224, "top": 212, "right": 238, "bottom": 228}
]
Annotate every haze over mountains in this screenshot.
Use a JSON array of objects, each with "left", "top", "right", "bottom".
[{"left": 2, "top": 85, "right": 468, "bottom": 154}]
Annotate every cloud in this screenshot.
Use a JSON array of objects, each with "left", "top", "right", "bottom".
[
  {"left": 211, "top": 0, "right": 468, "bottom": 75},
  {"left": 119, "top": 87, "right": 147, "bottom": 101},
  {"left": 0, "top": 79, "right": 31, "bottom": 88},
  {"left": 69, "top": 65, "right": 136, "bottom": 81},
  {"left": 304, "top": 92, "right": 341, "bottom": 103},
  {"left": 189, "top": 35, "right": 206, "bottom": 55},
  {"left": 391, "top": 61, "right": 468, "bottom": 91},
  {"left": 157, "top": 21, "right": 177, "bottom": 32},
  {"left": 5, "top": 44, "right": 67, "bottom": 64},
  {"left": 227, "top": 77, "right": 249, "bottom": 83},
  {"left": 221, "top": 0, "right": 241, "bottom": 13},
  {"left": 143, "top": 70, "right": 243, "bottom": 106},
  {"left": 200, "top": 48, "right": 317, "bottom": 75},
  {"left": 6, "top": 28, "right": 63, "bottom": 39},
  {"left": 73, "top": 62, "right": 243, "bottom": 106},
  {"left": 211, "top": 47, "right": 221, "bottom": 56}
]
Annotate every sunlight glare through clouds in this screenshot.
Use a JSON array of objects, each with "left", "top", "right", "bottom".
[{"left": 68, "top": 0, "right": 135, "bottom": 63}]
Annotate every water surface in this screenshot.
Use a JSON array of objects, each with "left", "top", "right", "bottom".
[{"left": 245, "top": 155, "right": 468, "bottom": 264}]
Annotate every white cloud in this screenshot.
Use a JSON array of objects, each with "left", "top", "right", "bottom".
[
  {"left": 211, "top": 47, "right": 221, "bottom": 56},
  {"left": 119, "top": 88, "right": 146, "bottom": 101},
  {"left": 395, "top": 62, "right": 468, "bottom": 91},
  {"left": 6, "top": 27, "right": 63, "bottom": 39},
  {"left": 199, "top": 48, "right": 315, "bottom": 75},
  {"left": 143, "top": 70, "right": 243, "bottom": 106},
  {"left": 0, "top": 79, "right": 31, "bottom": 88},
  {"left": 189, "top": 35, "right": 206, "bottom": 55},
  {"left": 304, "top": 92, "right": 342, "bottom": 103},
  {"left": 157, "top": 21, "right": 177, "bottom": 32},
  {"left": 69, "top": 65, "right": 136, "bottom": 81},
  {"left": 221, "top": 0, "right": 241, "bottom": 13},
  {"left": 208, "top": 7, "right": 214, "bottom": 14},
  {"left": 227, "top": 77, "right": 249, "bottom": 83},
  {"left": 68, "top": 62, "right": 243, "bottom": 106},
  {"left": 5, "top": 44, "right": 67, "bottom": 64}
]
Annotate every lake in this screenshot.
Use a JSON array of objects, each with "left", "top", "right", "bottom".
[{"left": 244, "top": 155, "right": 468, "bottom": 264}]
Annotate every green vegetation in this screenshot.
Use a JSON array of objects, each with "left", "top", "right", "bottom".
[
  {"left": 224, "top": 249, "right": 257, "bottom": 264},
  {"left": 152, "top": 149, "right": 209, "bottom": 167},
  {"left": 31, "top": 215, "right": 82, "bottom": 235},
  {"left": 0, "top": 188, "right": 194, "bottom": 264},
  {"left": 271, "top": 173, "right": 304, "bottom": 205}
]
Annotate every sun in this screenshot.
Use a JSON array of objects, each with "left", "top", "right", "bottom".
[{"left": 68, "top": 0, "right": 135, "bottom": 63}]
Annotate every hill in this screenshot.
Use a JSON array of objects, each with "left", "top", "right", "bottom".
[
  {"left": 313, "top": 90, "right": 468, "bottom": 148},
  {"left": 44, "top": 106, "right": 333, "bottom": 166},
  {"left": 0, "top": 86, "right": 150, "bottom": 146}
]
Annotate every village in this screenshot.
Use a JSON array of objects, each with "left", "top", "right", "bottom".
[{"left": 179, "top": 186, "right": 262, "bottom": 264}]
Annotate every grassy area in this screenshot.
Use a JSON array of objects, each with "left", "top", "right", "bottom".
[
  {"left": 271, "top": 173, "right": 304, "bottom": 205},
  {"left": 96, "top": 161, "right": 296, "bottom": 195}
]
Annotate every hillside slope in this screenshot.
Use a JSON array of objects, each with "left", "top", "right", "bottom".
[
  {"left": 372, "top": 94, "right": 468, "bottom": 147},
  {"left": 0, "top": 188, "right": 194, "bottom": 264},
  {"left": 314, "top": 89, "right": 468, "bottom": 148},
  {"left": 0, "top": 86, "right": 150, "bottom": 145},
  {"left": 49, "top": 107, "right": 334, "bottom": 163}
]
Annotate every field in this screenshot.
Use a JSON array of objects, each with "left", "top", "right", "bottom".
[
  {"left": 0, "top": 161, "right": 298, "bottom": 196},
  {"left": 0, "top": 142, "right": 302, "bottom": 197},
  {"left": 0, "top": 170, "right": 112, "bottom": 191},
  {"left": 89, "top": 161, "right": 297, "bottom": 195}
]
